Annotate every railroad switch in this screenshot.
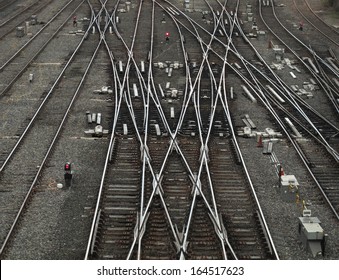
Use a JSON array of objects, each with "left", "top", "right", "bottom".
[
  {"left": 84, "top": 125, "right": 108, "bottom": 137},
  {"left": 152, "top": 174, "right": 164, "bottom": 196},
  {"left": 93, "top": 86, "right": 113, "bottom": 94},
  {"left": 174, "top": 225, "right": 188, "bottom": 260},
  {"left": 273, "top": 47, "right": 285, "bottom": 62},
  {"left": 84, "top": 111, "right": 108, "bottom": 137},
  {"left": 262, "top": 140, "right": 273, "bottom": 154}
]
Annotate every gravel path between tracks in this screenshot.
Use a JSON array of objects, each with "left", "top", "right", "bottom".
[
  {"left": 306, "top": 0, "right": 339, "bottom": 27},
  {"left": 4, "top": 44, "right": 113, "bottom": 259},
  {"left": 234, "top": 0, "right": 339, "bottom": 259},
  {"left": 1, "top": 0, "right": 338, "bottom": 260}
]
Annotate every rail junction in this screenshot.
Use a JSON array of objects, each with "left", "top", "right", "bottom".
[{"left": 0, "top": 0, "right": 338, "bottom": 260}]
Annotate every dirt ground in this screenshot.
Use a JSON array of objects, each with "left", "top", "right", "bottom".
[{"left": 309, "top": 0, "right": 339, "bottom": 27}]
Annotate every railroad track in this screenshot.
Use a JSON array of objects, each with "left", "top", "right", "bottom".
[
  {"left": 291, "top": 0, "right": 339, "bottom": 114},
  {"left": 227, "top": 2, "right": 339, "bottom": 220},
  {"left": 259, "top": 0, "right": 339, "bottom": 115},
  {"left": 259, "top": 0, "right": 338, "bottom": 69},
  {"left": 265, "top": 94, "right": 339, "bottom": 218},
  {"left": 259, "top": 1, "right": 311, "bottom": 57},
  {"left": 1, "top": 0, "right": 338, "bottom": 260},
  {"left": 296, "top": 138, "right": 339, "bottom": 212},
  {"left": 0, "top": 5, "right": 99, "bottom": 256},
  {"left": 0, "top": 0, "right": 54, "bottom": 37},
  {"left": 293, "top": 0, "right": 339, "bottom": 48},
  {"left": 92, "top": 135, "right": 141, "bottom": 259},
  {"left": 0, "top": 0, "right": 86, "bottom": 96},
  {"left": 85, "top": 0, "right": 277, "bottom": 260},
  {"left": 259, "top": 2, "right": 337, "bottom": 111},
  {"left": 0, "top": 0, "right": 17, "bottom": 12},
  {"left": 202, "top": 0, "right": 339, "bottom": 258},
  {"left": 0, "top": 3, "right": 91, "bottom": 166}
]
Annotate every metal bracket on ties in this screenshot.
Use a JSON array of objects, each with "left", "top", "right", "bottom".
[
  {"left": 134, "top": 212, "right": 150, "bottom": 242},
  {"left": 174, "top": 225, "right": 189, "bottom": 260},
  {"left": 109, "top": 137, "right": 116, "bottom": 162},
  {"left": 209, "top": 212, "right": 224, "bottom": 235},
  {"left": 209, "top": 213, "right": 238, "bottom": 260},
  {"left": 169, "top": 138, "right": 180, "bottom": 154},
  {"left": 133, "top": 214, "right": 139, "bottom": 242},
  {"left": 90, "top": 209, "right": 102, "bottom": 256},
  {"left": 152, "top": 173, "right": 164, "bottom": 196},
  {"left": 209, "top": 212, "right": 223, "bottom": 240},
  {"left": 190, "top": 173, "right": 202, "bottom": 196},
  {"left": 140, "top": 144, "right": 151, "bottom": 163},
  {"left": 199, "top": 144, "right": 210, "bottom": 163}
]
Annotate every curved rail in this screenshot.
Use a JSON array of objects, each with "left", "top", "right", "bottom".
[
  {"left": 85, "top": 0, "right": 279, "bottom": 260},
  {"left": 230, "top": 1, "right": 339, "bottom": 220}
]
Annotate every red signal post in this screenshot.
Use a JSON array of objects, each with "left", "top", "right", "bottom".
[{"left": 64, "top": 162, "right": 71, "bottom": 171}]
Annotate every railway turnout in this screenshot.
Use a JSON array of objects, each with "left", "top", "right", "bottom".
[{"left": 0, "top": 0, "right": 338, "bottom": 260}]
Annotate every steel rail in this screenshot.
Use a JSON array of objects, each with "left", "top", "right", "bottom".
[
  {"left": 205, "top": 0, "right": 279, "bottom": 259},
  {"left": 0, "top": 0, "right": 53, "bottom": 30},
  {"left": 311, "top": 52, "right": 339, "bottom": 114},
  {"left": 191, "top": 0, "right": 238, "bottom": 259},
  {"left": 219, "top": 24, "right": 339, "bottom": 151},
  {"left": 0, "top": 0, "right": 17, "bottom": 12},
  {"left": 161, "top": 2, "right": 337, "bottom": 149},
  {"left": 83, "top": 0, "right": 130, "bottom": 260},
  {"left": 244, "top": 74, "right": 339, "bottom": 220},
  {"left": 84, "top": 0, "right": 182, "bottom": 260},
  {"left": 234, "top": 8, "right": 339, "bottom": 158},
  {"left": 87, "top": 0, "right": 279, "bottom": 260},
  {"left": 266, "top": 0, "right": 339, "bottom": 80},
  {"left": 159, "top": 0, "right": 278, "bottom": 259},
  {"left": 137, "top": 0, "right": 153, "bottom": 258},
  {"left": 303, "top": 0, "right": 339, "bottom": 34},
  {"left": 123, "top": 0, "right": 231, "bottom": 258},
  {"left": 258, "top": 1, "right": 339, "bottom": 97},
  {"left": 241, "top": 62, "right": 339, "bottom": 216},
  {"left": 128, "top": 1, "right": 194, "bottom": 258},
  {"left": 228, "top": 6, "right": 339, "bottom": 220},
  {"left": 0, "top": 0, "right": 86, "bottom": 97},
  {"left": 187, "top": 0, "right": 232, "bottom": 259},
  {"left": 293, "top": 0, "right": 339, "bottom": 45},
  {"left": 0, "top": 1, "right": 93, "bottom": 173},
  {"left": 214, "top": 1, "right": 339, "bottom": 145},
  {"left": 0, "top": 0, "right": 81, "bottom": 70},
  {"left": 110, "top": 3, "right": 169, "bottom": 258},
  {"left": 261, "top": 0, "right": 339, "bottom": 84},
  {"left": 258, "top": 0, "right": 339, "bottom": 158},
  {"left": 0, "top": 3, "right": 99, "bottom": 256}
]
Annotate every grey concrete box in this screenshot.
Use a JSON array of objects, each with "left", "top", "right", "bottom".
[
  {"left": 279, "top": 175, "right": 299, "bottom": 202},
  {"left": 299, "top": 216, "right": 323, "bottom": 240}
]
